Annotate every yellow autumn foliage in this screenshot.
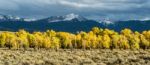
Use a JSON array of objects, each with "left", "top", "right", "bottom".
[{"left": 0, "top": 27, "right": 149, "bottom": 49}]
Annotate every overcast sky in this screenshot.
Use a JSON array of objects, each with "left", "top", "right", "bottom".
[{"left": 0, "top": 0, "right": 150, "bottom": 20}]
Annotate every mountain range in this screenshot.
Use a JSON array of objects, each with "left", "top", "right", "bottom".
[{"left": 0, "top": 13, "right": 149, "bottom": 33}]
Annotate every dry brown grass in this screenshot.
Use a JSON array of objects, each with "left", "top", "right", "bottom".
[{"left": 0, "top": 49, "right": 149, "bottom": 65}]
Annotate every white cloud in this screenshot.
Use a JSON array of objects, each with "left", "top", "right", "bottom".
[
  {"left": 59, "top": 0, "right": 90, "bottom": 8},
  {"left": 56, "top": 0, "right": 148, "bottom": 11},
  {"left": 1, "top": 0, "right": 148, "bottom": 10}
]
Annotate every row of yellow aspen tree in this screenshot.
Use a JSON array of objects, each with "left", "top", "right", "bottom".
[{"left": 0, "top": 27, "right": 149, "bottom": 49}]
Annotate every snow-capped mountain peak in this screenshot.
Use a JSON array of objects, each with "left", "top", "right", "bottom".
[
  {"left": 0, "top": 14, "right": 22, "bottom": 20},
  {"left": 45, "top": 13, "right": 87, "bottom": 23},
  {"left": 0, "top": 15, "right": 4, "bottom": 19},
  {"left": 0, "top": 14, "right": 36, "bottom": 22},
  {"left": 64, "top": 13, "right": 79, "bottom": 21}
]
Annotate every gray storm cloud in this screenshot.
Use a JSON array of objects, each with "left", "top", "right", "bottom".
[{"left": 0, "top": 0, "right": 150, "bottom": 20}]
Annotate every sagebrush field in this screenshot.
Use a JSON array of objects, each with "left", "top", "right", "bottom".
[{"left": 0, "top": 49, "right": 150, "bottom": 65}]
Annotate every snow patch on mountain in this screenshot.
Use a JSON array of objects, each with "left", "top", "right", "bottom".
[
  {"left": 139, "top": 17, "right": 150, "bottom": 21},
  {"left": 48, "top": 20, "right": 62, "bottom": 22},
  {"left": 24, "top": 18, "right": 36, "bottom": 22},
  {"left": 98, "top": 18, "right": 114, "bottom": 25}
]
